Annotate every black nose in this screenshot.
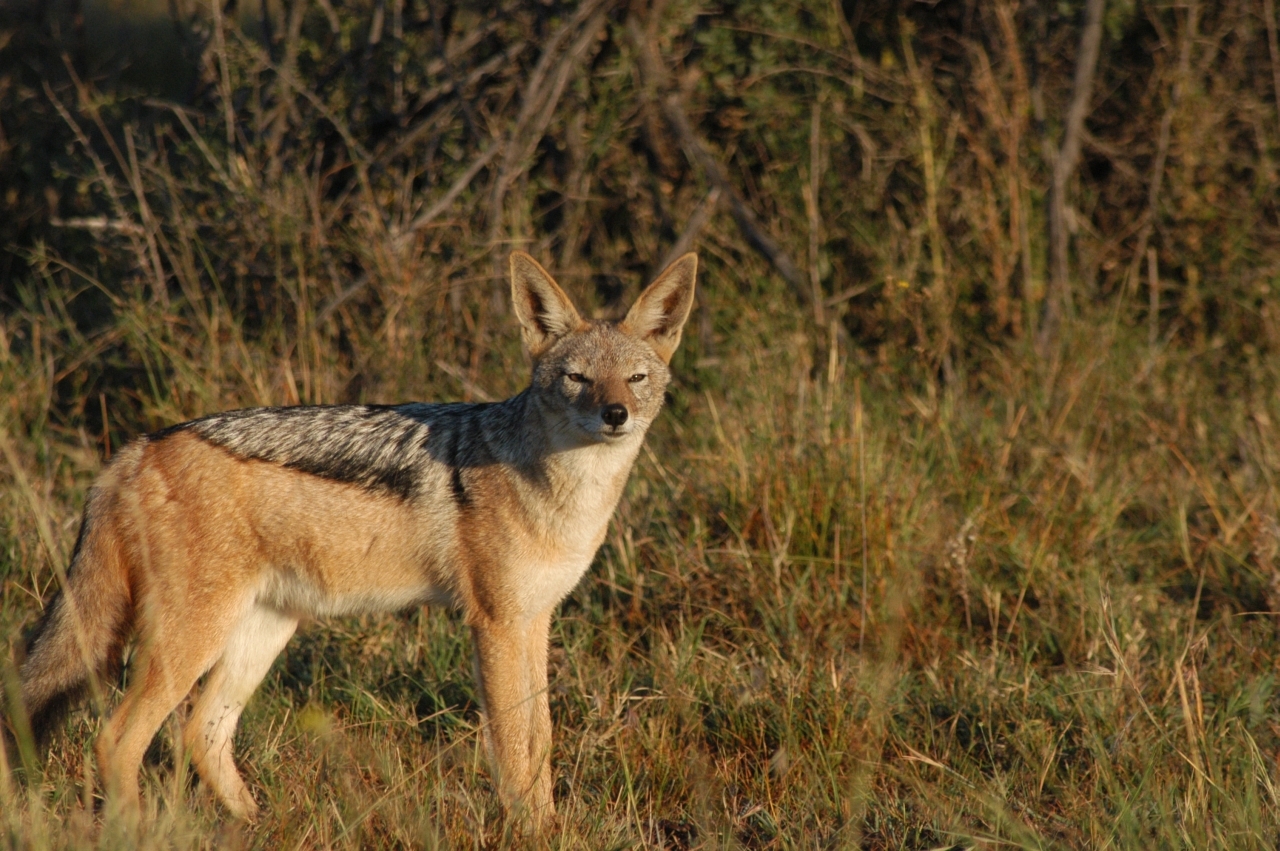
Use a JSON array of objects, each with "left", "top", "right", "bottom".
[{"left": 602, "top": 404, "right": 629, "bottom": 427}]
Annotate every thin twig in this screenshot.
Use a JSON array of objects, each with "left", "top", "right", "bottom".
[
  {"left": 409, "top": 20, "right": 503, "bottom": 111},
  {"left": 653, "top": 186, "right": 721, "bottom": 278},
  {"left": 825, "top": 282, "right": 875, "bottom": 308},
  {"left": 316, "top": 272, "right": 373, "bottom": 327},
  {"left": 1042, "top": 0, "right": 1105, "bottom": 351},
  {"left": 722, "top": 22, "right": 902, "bottom": 102},
  {"left": 664, "top": 92, "right": 809, "bottom": 308},
  {"left": 856, "top": 379, "right": 869, "bottom": 655},
  {"left": 233, "top": 29, "right": 378, "bottom": 210},
  {"left": 1126, "top": 1, "right": 1196, "bottom": 302},
  {"left": 628, "top": 17, "right": 810, "bottom": 311},
  {"left": 427, "top": 0, "right": 482, "bottom": 142},
  {"left": 902, "top": 25, "right": 951, "bottom": 380},
  {"left": 1265, "top": 0, "right": 1280, "bottom": 141},
  {"left": 992, "top": 1, "right": 1033, "bottom": 336},
  {"left": 124, "top": 125, "right": 169, "bottom": 306},
  {"left": 45, "top": 75, "right": 155, "bottom": 292},
  {"left": 393, "top": 142, "right": 501, "bottom": 249},
  {"left": 144, "top": 98, "right": 233, "bottom": 187},
  {"left": 380, "top": 40, "right": 527, "bottom": 165},
  {"left": 210, "top": 0, "right": 237, "bottom": 157},
  {"left": 488, "top": 0, "right": 614, "bottom": 294},
  {"left": 263, "top": 0, "right": 308, "bottom": 175},
  {"left": 1147, "top": 247, "right": 1159, "bottom": 348},
  {"left": 434, "top": 360, "right": 495, "bottom": 402},
  {"left": 49, "top": 216, "right": 143, "bottom": 235},
  {"left": 805, "top": 98, "right": 825, "bottom": 326}
]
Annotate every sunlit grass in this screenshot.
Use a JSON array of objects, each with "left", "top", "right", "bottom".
[
  {"left": 3, "top": 1, "right": 1280, "bottom": 843},
  {"left": 4, "top": 297, "right": 1280, "bottom": 848}
]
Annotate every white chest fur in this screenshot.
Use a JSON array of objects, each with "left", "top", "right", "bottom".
[{"left": 510, "top": 438, "right": 640, "bottom": 614}]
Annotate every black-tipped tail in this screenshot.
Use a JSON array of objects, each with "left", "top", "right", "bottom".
[{"left": 16, "top": 516, "right": 131, "bottom": 746}]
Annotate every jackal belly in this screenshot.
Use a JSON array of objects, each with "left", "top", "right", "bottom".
[
  {"left": 243, "top": 476, "right": 458, "bottom": 617},
  {"left": 256, "top": 568, "right": 450, "bottom": 617}
]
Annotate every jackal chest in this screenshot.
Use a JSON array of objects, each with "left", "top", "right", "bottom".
[
  {"left": 509, "top": 552, "right": 596, "bottom": 615},
  {"left": 482, "top": 440, "right": 637, "bottom": 615},
  {"left": 504, "top": 510, "right": 613, "bottom": 615}
]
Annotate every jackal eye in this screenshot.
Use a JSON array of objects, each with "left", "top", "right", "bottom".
[
  {"left": 628, "top": 373, "right": 647, "bottom": 383},
  {"left": 566, "top": 372, "right": 588, "bottom": 384}
]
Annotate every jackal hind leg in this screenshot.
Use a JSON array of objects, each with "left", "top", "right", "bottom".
[
  {"left": 95, "top": 601, "right": 245, "bottom": 820},
  {"left": 472, "top": 609, "right": 554, "bottom": 828},
  {"left": 184, "top": 603, "right": 297, "bottom": 820}
]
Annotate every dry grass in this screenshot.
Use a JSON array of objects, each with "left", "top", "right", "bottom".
[
  {"left": 4, "top": 294, "right": 1280, "bottom": 848},
  {"left": 3, "top": 1, "right": 1280, "bottom": 848}
]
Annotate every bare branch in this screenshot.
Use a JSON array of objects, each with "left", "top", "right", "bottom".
[
  {"left": 653, "top": 186, "right": 721, "bottom": 278},
  {"left": 487, "top": 0, "right": 615, "bottom": 299},
  {"left": 434, "top": 360, "right": 495, "bottom": 402},
  {"left": 628, "top": 18, "right": 810, "bottom": 312},
  {"left": 1042, "top": 0, "right": 1105, "bottom": 350},
  {"left": 1265, "top": 0, "right": 1280, "bottom": 140},
  {"left": 1125, "top": 2, "right": 1197, "bottom": 308},
  {"left": 393, "top": 142, "right": 501, "bottom": 248}
]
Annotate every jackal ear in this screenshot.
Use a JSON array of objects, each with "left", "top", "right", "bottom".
[
  {"left": 510, "top": 251, "right": 584, "bottom": 357},
  {"left": 622, "top": 253, "right": 697, "bottom": 364}
]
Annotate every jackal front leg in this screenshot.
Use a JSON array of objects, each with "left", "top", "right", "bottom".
[{"left": 472, "top": 609, "right": 554, "bottom": 827}]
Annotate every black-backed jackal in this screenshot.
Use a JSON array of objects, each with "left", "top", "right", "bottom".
[{"left": 11, "top": 251, "right": 697, "bottom": 827}]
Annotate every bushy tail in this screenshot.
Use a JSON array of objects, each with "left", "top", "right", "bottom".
[{"left": 15, "top": 497, "right": 133, "bottom": 745}]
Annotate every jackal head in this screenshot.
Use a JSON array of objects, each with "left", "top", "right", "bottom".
[{"left": 510, "top": 252, "right": 697, "bottom": 444}]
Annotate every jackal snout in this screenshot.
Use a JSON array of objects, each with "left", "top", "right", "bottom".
[
  {"left": 585, "top": 376, "right": 641, "bottom": 438},
  {"left": 602, "top": 403, "right": 627, "bottom": 427},
  {"left": 557, "top": 362, "right": 656, "bottom": 440}
]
